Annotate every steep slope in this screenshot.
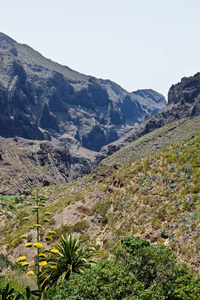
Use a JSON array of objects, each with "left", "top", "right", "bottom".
[
  {"left": 0, "top": 137, "right": 74, "bottom": 195},
  {"left": 0, "top": 32, "right": 166, "bottom": 157},
  {"left": 1, "top": 120, "right": 200, "bottom": 273},
  {"left": 102, "top": 116, "right": 200, "bottom": 167},
  {"left": 0, "top": 136, "right": 97, "bottom": 196},
  {"left": 100, "top": 72, "right": 200, "bottom": 158}
]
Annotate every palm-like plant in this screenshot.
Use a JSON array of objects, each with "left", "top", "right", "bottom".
[{"left": 40, "top": 233, "right": 102, "bottom": 290}]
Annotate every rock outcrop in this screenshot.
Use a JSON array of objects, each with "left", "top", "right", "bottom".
[
  {"left": 99, "top": 72, "right": 200, "bottom": 158},
  {"left": 0, "top": 136, "right": 74, "bottom": 195}
]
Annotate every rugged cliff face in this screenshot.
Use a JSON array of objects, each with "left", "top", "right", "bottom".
[
  {"left": 0, "top": 136, "right": 74, "bottom": 195},
  {"left": 99, "top": 72, "right": 200, "bottom": 158},
  {"left": 0, "top": 33, "right": 168, "bottom": 193},
  {"left": 0, "top": 33, "right": 166, "bottom": 156}
]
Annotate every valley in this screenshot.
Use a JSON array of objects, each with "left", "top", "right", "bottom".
[{"left": 1, "top": 33, "right": 200, "bottom": 299}]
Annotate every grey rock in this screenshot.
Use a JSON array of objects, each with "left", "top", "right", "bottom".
[
  {"left": 0, "top": 33, "right": 166, "bottom": 156},
  {"left": 99, "top": 72, "right": 200, "bottom": 158},
  {"left": 0, "top": 136, "right": 73, "bottom": 195}
]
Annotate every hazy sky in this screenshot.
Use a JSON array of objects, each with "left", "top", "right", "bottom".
[{"left": 1, "top": 0, "right": 200, "bottom": 99}]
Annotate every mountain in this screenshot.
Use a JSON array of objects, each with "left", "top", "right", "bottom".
[
  {"left": 1, "top": 34, "right": 200, "bottom": 283},
  {"left": 0, "top": 32, "right": 166, "bottom": 159},
  {"left": 99, "top": 72, "right": 200, "bottom": 158},
  {"left": 1, "top": 120, "right": 200, "bottom": 274},
  {"left": 0, "top": 34, "right": 200, "bottom": 299}
]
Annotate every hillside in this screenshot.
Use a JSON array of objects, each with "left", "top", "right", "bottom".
[
  {"left": 102, "top": 116, "right": 200, "bottom": 167},
  {"left": 1, "top": 117, "right": 200, "bottom": 274}
]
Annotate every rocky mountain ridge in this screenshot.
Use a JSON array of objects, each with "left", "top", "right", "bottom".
[
  {"left": 1, "top": 33, "right": 200, "bottom": 196},
  {"left": 100, "top": 72, "right": 200, "bottom": 158},
  {"left": 0, "top": 32, "right": 166, "bottom": 157}
]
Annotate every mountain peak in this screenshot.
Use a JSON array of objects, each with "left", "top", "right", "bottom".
[{"left": 0, "top": 32, "right": 17, "bottom": 48}]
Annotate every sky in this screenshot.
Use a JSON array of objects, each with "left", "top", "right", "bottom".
[{"left": 1, "top": 0, "right": 200, "bottom": 99}]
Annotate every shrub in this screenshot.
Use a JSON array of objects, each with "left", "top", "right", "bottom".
[
  {"left": 44, "top": 237, "right": 200, "bottom": 299},
  {"left": 73, "top": 220, "right": 89, "bottom": 233}
]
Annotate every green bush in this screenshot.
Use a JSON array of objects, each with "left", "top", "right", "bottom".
[
  {"left": 44, "top": 237, "right": 200, "bottom": 299},
  {"left": 73, "top": 220, "right": 89, "bottom": 233}
]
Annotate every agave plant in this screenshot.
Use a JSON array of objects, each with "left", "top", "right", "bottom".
[{"left": 40, "top": 233, "right": 102, "bottom": 290}]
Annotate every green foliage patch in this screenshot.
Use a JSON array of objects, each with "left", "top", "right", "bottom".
[{"left": 44, "top": 237, "right": 200, "bottom": 299}]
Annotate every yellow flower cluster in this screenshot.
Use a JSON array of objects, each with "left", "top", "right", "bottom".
[
  {"left": 39, "top": 253, "right": 47, "bottom": 258},
  {"left": 33, "top": 243, "right": 43, "bottom": 248},
  {"left": 50, "top": 248, "right": 59, "bottom": 254},
  {"left": 27, "top": 271, "right": 34, "bottom": 276},
  {"left": 22, "top": 262, "right": 30, "bottom": 266},
  {"left": 39, "top": 261, "right": 47, "bottom": 267},
  {"left": 50, "top": 265, "right": 57, "bottom": 269},
  {"left": 33, "top": 224, "right": 41, "bottom": 228},
  {"left": 17, "top": 256, "right": 27, "bottom": 262},
  {"left": 25, "top": 243, "right": 33, "bottom": 247}
]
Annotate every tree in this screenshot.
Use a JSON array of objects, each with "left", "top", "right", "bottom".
[{"left": 40, "top": 233, "right": 102, "bottom": 291}]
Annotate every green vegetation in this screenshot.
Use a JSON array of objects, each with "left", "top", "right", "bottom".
[
  {"left": 40, "top": 233, "right": 102, "bottom": 291},
  {"left": 0, "top": 194, "right": 26, "bottom": 211},
  {"left": 2, "top": 127, "right": 200, "bottom": 298},
  {"left": 15, "top": 189, "right": 56, "bottom": 296},
  {"left": 103, "top": 116, "right": 200, "bottom": 167},
  {"left": 0, "top": 253, "right": 16, "bottom": 271},
  {"left": 2, "top": 136, "right": 200, "bottom": 269},
  {"left": 44, "top": 237, "right": 200, "bottom": 299},
  {"left": 0, "top": 283, "right": 40, "bottom": 300},
  {"left": 91, "top": 136, "right": 200, "bottom": 266}
]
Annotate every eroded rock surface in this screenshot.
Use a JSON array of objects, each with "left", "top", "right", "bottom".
[
  {"left": 99, "top": 72, "right": 200, "bottom": 158},
  {"left": 0, "top": 33, "right": 166, "bottom": 155}
]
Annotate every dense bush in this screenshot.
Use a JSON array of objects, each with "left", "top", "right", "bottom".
[{"left": 44, "top": 237, "right": 200, "bottom": 299}]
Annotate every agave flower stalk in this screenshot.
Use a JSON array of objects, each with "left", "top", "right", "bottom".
[
  {"left": 33, "top": 189, "right": 45, "bottom": 293},
  {"left": 16, "top": 188, "right": 56, "bottom": 298},
  {"left": 21, "top": 188, "right": 47, "bottom": 294}
]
